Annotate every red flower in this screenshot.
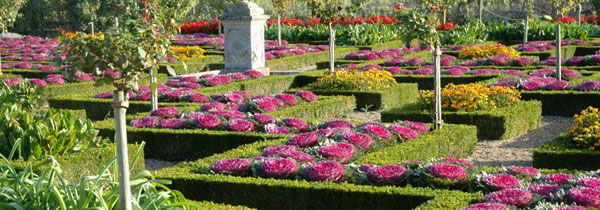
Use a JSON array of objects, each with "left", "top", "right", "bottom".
[{"left": 394, "top": 3, "right": 404, "bottom": 11}]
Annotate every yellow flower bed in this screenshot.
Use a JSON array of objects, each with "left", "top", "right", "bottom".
[
  {"left": 458, "top": 44, "right": 520, "bottom": 59},
  {"left": 419, "top": 83, "right": 521, "bottom": 112},
  {"left": 313, "top": 69, "right": 397, "bottom": 90},
  {"left": 59, "top": 31, "right": 105, "bottom": 41},
  {"left": 169, "top": 46, "right": 205, "bottom": 60},
  {"left": 567, "top": 106, "right": 600, "bottom": 151}
]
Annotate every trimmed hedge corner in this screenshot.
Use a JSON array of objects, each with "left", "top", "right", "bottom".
[
  {"left": 533, "top": 135, "right": 600, "bottom": 170},
  {"left": 291, "top": 83, "right": 419, "bottom": 111},
  {"left": 152, "top": 124, "right": 481, "bottom": 210},
  {"left": 381, "top": 101, "right": 543, "bottom": 140},
  {"left": 521, "top": 91, "right": 600, "bottom": 116}
]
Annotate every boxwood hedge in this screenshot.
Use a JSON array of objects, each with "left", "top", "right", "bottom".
[
  {"left": 153, "top": 124, "right": 480, "bottom": 210},
  {"left": 521, "top": 91, "right": 600, "bottom": 116},
  {"left": 533, "top": 135, "right": 600, "bottom": 170},
  {"left": 381, "top": 101, "right": 543, "bottom": 140}
]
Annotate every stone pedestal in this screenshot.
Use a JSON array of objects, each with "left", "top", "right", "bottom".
[{"left": 220, "top": 0, "right": 270, "bottom": 75}]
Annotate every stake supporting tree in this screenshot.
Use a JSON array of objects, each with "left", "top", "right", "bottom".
[
  {"left": 433, "top": 41, "right": 443, "bottom": 130},
  {"left": 329, "top": 22, "right": 335, "bottom": 72},
  {"left": 112, "top": 89, "right": 132, "bottom": 210},
  {"left": 478, "top": 0, "right": 483, "bottom": 23},
  {"left": 556, "top": 24, "right": 562, "bottom": 81},
  {"left": 277, "top": 15, "right": 282, "bottom": 45},
  {"left": 577, "top": 4, "right": 582, "bottom": 25}
]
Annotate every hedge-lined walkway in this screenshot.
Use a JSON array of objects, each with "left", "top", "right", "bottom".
[{"left": 466, "top": 116, "right": 572, "bottom": 167}]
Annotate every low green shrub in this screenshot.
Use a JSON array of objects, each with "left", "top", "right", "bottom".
[
  {"left": 1, "top": 69, "right": 60, "bottom": 79},
  {"left": 533, "top": 135, "right": 600, "bottom": 170},
  {"left": 521, "top": 91, "right": 600, "bottom": 116},
  {"left": 381, "top": 101, "right": 543, "bottom": 140},
  {"left": 193, "top": 201, "right": 257, "bottom": 210}
]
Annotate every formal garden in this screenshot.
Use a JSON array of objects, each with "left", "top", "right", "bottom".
[{"left": 4, "top": 0, "right": 600, "bottom": 209}]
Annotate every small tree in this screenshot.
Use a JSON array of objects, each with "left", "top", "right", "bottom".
[
  {"left": 57, "top": 0, "right": 189, "bottom": 208},
  {"left": 272, "top": 0, "right": 294, "bottom": 46},
  {"left": 0, "top": 0, "right": 27, "bottom": 76},
  {"left": 308, "top": 0, "right": 344, "bottom": 73},
  {"left": 549, "top": 0, "right": 585, "bottom": 17},
  {"left": 430, "top": 0, "right": 466, "bottom": 23}
]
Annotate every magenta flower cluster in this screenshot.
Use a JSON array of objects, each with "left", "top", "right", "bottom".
[
  {"left": 426, "top": 163, "right": 467, "bottom": 181},
  {"left": 483, "top": 189, "right": 532, "bottom": 208},
  {"left": 482, "top": 174, "right": 520, "bottom": 190}
]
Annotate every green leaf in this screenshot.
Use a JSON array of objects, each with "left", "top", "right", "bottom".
[{"left": 165, "top": 65, "right": 176, "bottom": 76}]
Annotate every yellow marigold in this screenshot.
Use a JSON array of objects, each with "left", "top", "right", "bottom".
[
  {"left": 169, "top": 46, "right": 205, "bottom": 60},
  {"left": 418, "top": 83, "right": 521, "bottom": 112},
  {"left": 59, "top": 31, "right": 105, "bottom": 41},
  {"left": 566, "top": 106, "right": 600, "bottom": 151},
  {"left": 458, "top": 44, "right": 520, "bottom": 59},
  {"left": 313, "top": 69, "right": 397, "bottom": 90}
]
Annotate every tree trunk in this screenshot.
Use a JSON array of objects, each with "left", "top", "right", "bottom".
[
  {"left": 112, "top": 90, "right": 132, "bottom": 210},
  {"left": 328, "top": 22, "right": 335, "bottom": 73},
  {"left": 478, "top": 0, "right": 483, "bottom": 23}
]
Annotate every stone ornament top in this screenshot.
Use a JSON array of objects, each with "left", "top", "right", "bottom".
[{"left": 221, "top": 0, "right": 270, "bottom": 20}]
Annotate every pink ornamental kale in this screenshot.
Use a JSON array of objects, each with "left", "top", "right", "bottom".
[
  {"left": 545, "top": 80, "right": 570, "bottom": 91},
  {"left": 230, "top": 73, "right": 249, "bottom": 81},
  {"left": 389, "top": 124, "right": 419, "bottom": 141},
  {"left": 201, "top": 102, "right": 226, "bottom": 112},
  {"left": 244, "top": 69, "right": 264, "bottom": 79},
  {"left": 187, "top": 93, "right": 210, "bottom": 103},
  {"left": 264, "top": 124, "right": 290, "bottom": 134},
  {"left": 304, "top": 161, "right": 345, "bottom": 182},
  {"left": 158, "top": 118, "right": 186, "bottom": 129},
  {"left": 323, "top": 120, "right": 354, "bottom": 128},
  {"left": 180, "top": 76, "right": 198, "bottom": 83},
  {"left": 403, "top": 121, "right": 430, "bottom": 133},
  {"left": 226, "top": 119, "right": 254, "bottom": 132},
  {"left": 253, "top": 98, "right": 277, "bottom": 113},
  {"left": 575, "top": 81, "right": 600, "bottom": 92},
  {"left": 543, "top": 173, "right": 575, "bottom": 185},
  {"left": 275, "top": 93, "right": 298, "bottom": 106},
  {"left": 566, "top": 187, "right": 600, "bottom": 209},
  {"left": 367, "top": 165, "right": 407, "bottom": 184},
  {"left": 130, "top": 116, "right": 160, "bottom": 128},
  {"left": 211, "top": 158, "right": 251, "bottom": 175},
  {"left": 444, "top": 68, "right": 463, "bottom": 76},
  {"left": 462, "top": 203, "right": 507, "bottom": 210},
  {"left": 440, "top": 58, "right": 452, "bottom": 66},
  {"left": 554, "top": 206, "right": 587, "bottom": 210},
  {"left": 577, "top": 177, "right": 600, "bottom": 189},
  {"left": 343, "top": 133, "right": 373, "bottom": 150},
  {"left": 512, "top": 57, "right": 534, "bottom": 66},
  {"left": 441, "top": 158, "right": 474, "bottom": 168},
  {"left": 566, "top": 56, "right": 584, "bottom": 66},
  {"left": 415, "top": 67, "right": 433, "bottom": 75},
  {"left": 233, "top": 91, "right": 252, "bottom": 99},
  {"left": 29, "top": 79, "right": 47, "bottom": 87},
  {"left": 191, "top": 114, "right": 221, "bottom": 130},
  {"left": 252, "top": 114, "right": 276, "bottom": 125},
  {"left": 224, "top": 93, "right": 245, "bottom": 104},
  {"left": 282, "top": 117, "right": 309, "bottom": 132},
  {"left": 211, "top": 110, "right": 245, "bottom": 120},
  {"left": 405, "top": 58, "right": 423, "bottom": 66},
  {"left": 507, "top": 166, "right": 540, "bottom": 176},
  {"left": 520, "top": 80, "right": 544, "bottom": 91},
  {"left": 296, "top": 90, "right": 317, "bottom": 102},
  {"left": 260, "top": 158, "right": 298, "bottom": 178},
  {"left": 45, "top": 75, "right": 65, "bottom": 85},
  {"left": 317, "top": 143, "right": 356, "bottom": 163},
  {"left": 216, "top": 75, "right": 232, "bottom": 84},
  {"left": 93, "top": 92, "right": 112, "bottom": 98},
  {"left": 286, "top": 132, "right": 319, "bottom": 147},
  {"left": 263, "top": 145, "right": 296, "bottom": 157},
  {"left": 482, "top": 174, "right": 520, "bottom": 190},
  {"left": 151, "top": 106, "right": 179, "bottom": 118},
  {"left": 528, "top": 183, "right": 561, "bottom": 200},
  {"left": 426, "top": 163, "right": 467, "bottom": 181},
  {"left": 360, "top": 123, "right": 392, "bottom": 140},
  {"left": 484, "top": 189, "right": 532, "bottom": 208}
]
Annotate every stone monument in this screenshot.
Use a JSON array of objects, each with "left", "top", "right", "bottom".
[{"left": 220, "top": 0, "right": 270, "bottom": 75}]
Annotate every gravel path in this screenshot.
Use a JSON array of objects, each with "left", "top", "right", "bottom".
[
  {"left": 344, "top": 111, "right": 381, "bottom": 123},
  {"left": 146, "top": 159, "right": 180, "bottom": 171},
  {"left": 466, "top": 116, "right": 573, "bottom": 167}
]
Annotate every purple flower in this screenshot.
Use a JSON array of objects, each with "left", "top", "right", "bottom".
[
  {"left": 462, "top": 203, "right": 507, "bottom": 210},
  {"left": 576, "top": 81, "right": 600, "bottom": 92},
  {"left": 389, "top": 124, "right": 419, "bottom": 141},
  {"left": 512, "top": 57, "right": 534, "bottom": 66},
  {"left": 323, "top": 120, "right": 354, "bottom": 129},
  {"left": 226, "top": 119, "right": 254, "bottom": 132},
  {"left": 158, "top": 118, "right": 186, "bottom": 129},
  {"left": 543, "top": 173, "right": 575, "bottom": 185},
  {"left": 187, "top": 93, "right": 209, "bottom": 103},
  {"left": 471, "top": 68, "right": 501, "bottom": 75},
  {"left": 286, "top": 132, "right": 318, "bottom": 147},
  {"left": 343, "top": 132, "right": 373, "bottom": 150},
  {"left": 415, "top": 68, "right": 432, "bottom": 75},
  {"left": 528, "top": 183, "right": 561, "bottom": 200},
  {"left": 365, "top": 165, "right": 407, "bottom": 184},
  {"left": 427, "top": 163, "right": 467, "bottom": 181},
  {"left": 503, "top": 70, "right": 522, "bottom": 76},
  {"left": 317, "top": 142, "right": 355, "bottom": 163},
  {"left": 403, "top": 121, "right": 430, "bottom": 133},
  {"left": 545, "top": 80, "right": 569, "bottom": 91},
  {"left": 201, "top": 102, "right": 226, "bottom": 112},
  {"left": 566, "top": 187, "right": 600, "bottom": 209},
  {"left": 151, "top": 106, "right": 179, "bottom": 118},
  {"left": 482, "top": 174, "right": 520, "bottom": 190},
  {"left": 260, "top": 158, "right": 298, "bottom": 178},
  {"left": 359, "top": 123, "right": 392, "bottom": 140},
  {"left": 15, "top": 62, "right": 33, "bottom": 69},
  {"left": 364, "top": 53, "right": 379, "bottom": 61},
  {"left": 405, "top": 58, "right": 423, "bottom": 66},
  {"left": 577, "top": 178, "right": 600, "bottom": 189},
  {"left": 507, "top": 166, "right": 540, "bottom": 176},
  {"left": 282, "top": 117, "right": 309, "bottom": 132},
  {"left": 461, "top": 60, "right": 478, "bottom": 66},
  {"left": 275, "top": 93, "right": 298, "bottom": 106},
  {"left": 304, "top": 161, "right": 345, "bottom": 182},
  {"left": 211, "top": 158, "right": 250, "bottom": 175},
  {"left": 29, "top": 79, "right": 47, "bottom": 87},
  {"left": 296, "top": 91, "right": 317, "bottom": 102},
  {"left": 520, "top": 80, "right": 544, "bottom": 91},
  {"left": 566, "top": 56, "right": 584, "bottom": 66},
  {"left": 252, "top": 114, "right": 276, "bottom": 124},
  {"left": 487, "top": 56, "right": 507, "bottom": 65},
  {"left": 484, "top": 189, "right": 532, "bottom": 208},
  {"left": 45, "top": 75, "right": 65, "bottom": 85},
  {"left": 444, "top": 68, "right": 463, "bottom": 76},
  {"left": 560, "top": 68, "right": 582, "bottom": 79},
  {"left": 130, "top": 116, "right": 160, "bottom": 128},
  {"left": 440, "top": 58, "right": 452, "bottom": 66}
]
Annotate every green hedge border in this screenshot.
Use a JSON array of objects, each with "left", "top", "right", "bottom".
[
  {"left": 2, "top": 69, "right": 60, "bottom": 79},
  {"left": 533, "top": 135, "right": 600, "bottom": 170},
  {"left": 521, "top": 91, "right": 600, "bottom": 116},
  {"left": 290, "top": 83, "right": 419, "bottom": 111},
  {"left": 381, "top": 101, "right": 543, "bottom": 140},
  {"left": 153, "top": 124, "right": 480, "bottom": 210},
  {"left": 93, "top": 95, "right": 355, "bottom": 161}
]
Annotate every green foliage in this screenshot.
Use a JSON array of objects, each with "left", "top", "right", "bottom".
[
  {"left": 0, "top": 81, "right": 41, "bottom": 110},
  {"left": 265, "top": 23, "right": 403, "bottom": 46},
  {"left": 291, "top": 83, "right": 419, "bottom": 111},
  {"left": 487, "top": 21, "right": 588, "bottom": 45},
  {"left": 307, "top": 0, "right": 344, "bottom": 23},
  {"left": 521, "top": 91, "right": 600, "bottom": 117},
  {"left": 0, "top": 144, "right": 196, "bottom": 209},
  {"left": 0, "top": 105, "right": 105, "bottom": 161},
  {"left": 152, "top": 124, "right": 480, "bottom": 210},
  {"left": 533, "top": 135, "right": 600, "bottom": 170},
  {"left": 382, "top": 101, "right": 543, "bottom": 140},
  {"left": 0, "top": 0, "right": 27, "bottom": 32},
  {"left": 440, "top": 22, "right": 488, "bottom": 45},
  {"left": 549, "top": 0, "right": 585, "bottom": 17},
  {"left": 397, "top": 0, "right": 440, "bottom": 47}
]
